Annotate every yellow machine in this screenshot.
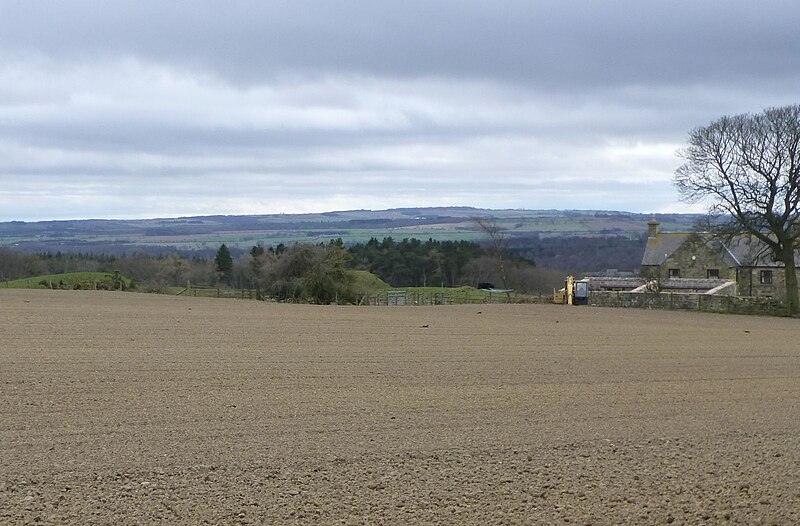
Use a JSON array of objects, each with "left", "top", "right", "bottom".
[
  {"left": 567, "top": 275, "right": 576, "bottom": 305},
  {"left": 552, "top": 288, "right": 566, "bottom": 304},
  {"left": 553, "top": 275, "right": 588, "bottom": 305},
  {"left": 552, "top": 275, "right": 573, "bottom": 304}
]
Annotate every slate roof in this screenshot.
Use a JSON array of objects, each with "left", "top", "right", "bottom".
[
  {"left": 641, "top": 233, "right": 690, "bottom": 266},
  {"left": 642, "top": 231, "right": 800, "bottom": 268},
  {"left": 660, "top": 278, "right": 728, "bottom": 290},
  {"left": 724, "top": 235, "right": 800, "bottom": 267},
  {"left": 586, "top": 277, "right": 646, "bottom": 290}
]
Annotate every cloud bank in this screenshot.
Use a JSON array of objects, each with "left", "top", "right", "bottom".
[{"left": 1, "top": 1, "right": 798, "bottom": 220}]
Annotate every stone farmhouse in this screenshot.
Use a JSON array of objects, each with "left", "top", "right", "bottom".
[
  {"left": 638, "top": 219, "right": 800, "bottom": 299},
  {"left": 584, "top": 218, "right": 800, "bottom": 301}
]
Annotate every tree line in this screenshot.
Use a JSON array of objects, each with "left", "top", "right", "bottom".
[
  {"left": 231, "top": 237, "right": 553, "bottom": 300},
  {"left": 348, "top": 237, "right": 482, "bottom": 287},
  {"left": 0, "top": 237, "right": 566, "bottom": 302}
]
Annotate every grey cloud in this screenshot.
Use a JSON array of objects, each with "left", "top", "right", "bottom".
[
  {"left": 2, "top": 1, "right": 799, "bottom": 87},
  {"left": 0, "top": 1, "right": 798, "bottom": 221}
]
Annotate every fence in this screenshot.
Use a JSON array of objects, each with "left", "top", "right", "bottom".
[
  {"left": 177, "top": 286, "right": 261, "bottom": 300},
  {"left": 589, "top": 290, "right": 787, "bottom": 316},
  {"left": 357, "top": 290, "right": 549, "bottom": 306},
  {"left": 174, "top": 286, "right": 549, "bottom": 306}
]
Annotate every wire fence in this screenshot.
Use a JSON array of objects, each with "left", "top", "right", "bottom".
[
  {"left": 176, "top": 286, "right": 261, "bottom": 300},
  {"left": 356, "top": 290, "right": 549, "bottom": 306},
  {"left": 175, "top": 286, "right": 550, "bottom": 305}
]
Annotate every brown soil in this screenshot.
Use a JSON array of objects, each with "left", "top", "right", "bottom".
[{"left": 1, "top": 289, "right": 798, "bottom": 525}]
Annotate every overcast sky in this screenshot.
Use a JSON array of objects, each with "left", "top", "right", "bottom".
[{"left": 1, "top": 1, "right": 798, "bottom": 221}]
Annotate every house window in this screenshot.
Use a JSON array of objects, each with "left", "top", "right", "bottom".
[
  {"left": 707, "top": 269, "right": 720, "bottom": 279},
  {"left": 668, "top": 268, "right": 681, "bottom": 278},
  {"left": 760, "top": 270, "right": 773, "bottom": 284}
]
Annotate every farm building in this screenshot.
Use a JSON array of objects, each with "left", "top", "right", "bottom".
[{"left": 637, "top": 219, "right": 800, "bottom": 300}]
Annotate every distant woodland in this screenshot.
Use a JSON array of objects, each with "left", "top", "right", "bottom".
[
  {"left": 0, "top": 237, "right": 569, "bottom": 300},
  {"left": 0, "top": 208, "right": 689, "bottom": 298}
]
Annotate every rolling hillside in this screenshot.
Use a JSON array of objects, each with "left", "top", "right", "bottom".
[{"left": 0, "top": 207, "right": 702, "bottom": 259}]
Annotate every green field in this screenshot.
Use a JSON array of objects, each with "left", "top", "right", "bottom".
[
  {"left": 157, "top": 277, "right": 542, "bottom": 305},
  {"left": 3, "top": 272, "right": 133, "bottom": 291}
]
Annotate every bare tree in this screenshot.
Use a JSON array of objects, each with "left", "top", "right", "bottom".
[
  {"left": 675, "top": 104, "right": 800, "bottom": 315},
  {"left": 472, "top": 216, "right": 511, "bottom": 300}
]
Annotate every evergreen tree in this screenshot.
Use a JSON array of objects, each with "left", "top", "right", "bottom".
[{"left": 214, "top": 243, "right": 233, "bottom": 282}]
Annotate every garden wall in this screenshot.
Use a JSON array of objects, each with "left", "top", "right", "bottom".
[{"left": 589, "top": 291, "right": 786, "bottom": 316}]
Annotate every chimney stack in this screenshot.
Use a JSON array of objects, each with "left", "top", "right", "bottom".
[{"left": 648, "top": 217, "right": 660, "bottom": 238}]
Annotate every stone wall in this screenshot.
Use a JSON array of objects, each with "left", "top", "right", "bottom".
[{"left": 588, "top": 290, "right": 786, "bottom": 316}]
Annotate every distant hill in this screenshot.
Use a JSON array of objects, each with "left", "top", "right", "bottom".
[{"left": 0, "top": 207, "right": 703, "bottom": 273}]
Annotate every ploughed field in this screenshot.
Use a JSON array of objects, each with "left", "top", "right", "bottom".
[{"left": 1, "top": 290, "right": 798, "bottom": 525}]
